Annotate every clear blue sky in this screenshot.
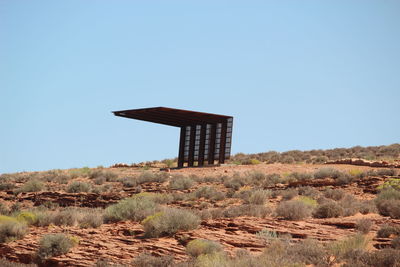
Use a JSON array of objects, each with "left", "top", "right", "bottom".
[{"left": 1, "top": 1, "right": 399, "bottom": 174}]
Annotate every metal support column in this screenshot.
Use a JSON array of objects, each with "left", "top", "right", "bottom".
[
  {"left": 219, "top": 120, "right": 227, "bottom": 164},
  {"left": 188, "top": 125, "right": 196, "bottom": 167},
  {"left": 198, "top": 124, "right": 206, "bottom": 166},
  {"left": 208, "top": 124, "right": 216, "bottom": 165},
  {"left": 178, "top": 126, "right": 186, "bottom": 168}
]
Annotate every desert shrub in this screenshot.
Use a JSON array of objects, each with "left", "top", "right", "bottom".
[
  {"left": 169, "top": 176, "right": 194, "bottom": 190},
  {"left": 329, "top": 234, "right": 367, "bottom": 259},
  {"left": 37, "top": 233, "right": 74, "bottom": 259},
  {"left": 298, "top": 186, "right": 320, "bottom": 199},
  {"left": 16, "top": 180, "right": 44, "bottom": 193},
  {"left": 94, "top": 176, "right": 107, "bottom": 185},
  {"left": 132, "top": 253, "right": 173, "bottom": 267},
  {"left": 280, "top": 188, "right": 298, "bottom": 200},
  {"left": 194, "top": 186, "right": 225, "bottom": 201},
  {"left": 142, "top": 208, "right": 200, "bottom": 237},
  {"left": 194, "top": 252, "right": 228, "bottom": 267},
  {"left": 137, "top": 172, "right": 168, "bottom": 184},
  {"left": 16, "top": 211, "right": 37, "bottom": 225},
  {"left": 339, "top": 195, "right": 361, "bottom": 216},
  {"left": 356, "top": 219, "right": 373, "bottom": 234},
  {"left": 377, "top": 224, "right": 400, "bottom": 238},
  {"left": 0, "top": 203, "right": 9, "bottom": 215},
  {"left": 133, "top": 192, "right": 173, "bottom": 204},
  {"left": 224, "top": 176, "right": 247, "bottom": 190},
  {"left": 375, "top": 188, "right": 400, "bottom": 217},
  {"left": 313, "top": 201, "right": 343, "bottom": 218},
  {"left": 360, "top": 248, "right": 400, "bottom": 267},
  {"left": 376, "top": 169, "right": 397, "bottom": 177},
  {"left": 276, "top": 200, "right": 313, "bottom": 220},
  {"left": 324, "top": 188, "right": 345, "bottom": 201},
  {"left": 298, "top": 196, "right": 318, "bottom": 207},
  {"left": 52, "top": 209, "right": 80, "bottom": 226},
  {"left": 79, "top": 209, "right": 103, "bottom": 228},
  {"left": 104, "top": 197, "right": 157, "bottom": 223},
  {"left": 247, "top": 171, "right": 266, "bottom": 186},
  {"left": 0, "top": 221, "right": 27, "bottom": 243},
  {"left": 0, "top": 259, "right": 37, "bottom": 267},
  {"left": 262, "top": 173, "right": 282, "bottom": 187},
  {"left": 0, "top": 183, "right": 16, "bottom": 191},
  {"left": 233, "top": 188, "right": 252, "bottom": 202},
  {"left": 287, "top": 172, "right": 314, "bottom": 181},
  {"left": 391, "top": 236, "right": 400, "bottom": 249},
  {"left": 89, "top": 169, "right": 118, "bottom": 182},
  {"left": 186, "top": 239, "right": 222, "bottom": 257},
  {"left": 66, "top": 181, "right": 92, "bottom": 193},
  {"left": 287, "top": 239, "right": 328, "bottom": 266},
  {"left": 69, "top": 167, "right": 91, "bottom": 178},
  {"left": 247, "top": 189, "right": 271, "bottom": 205},
  {"left": 223, "top": 204, "right": 271, "bottom": 218},
  {"left": 32, "top": 211, "right": 54, "bottom": 227},
  {"left": 314, "top": 168, "right": 343, "bottom": 179},
  {"left": 119, "top": 176, "right": 137, "bottom": 187},
  {"left": 379, "top": 178, "right": 400, "bottom": 191},
  {"left": 359, "top": 200, "right": 377, "bottom": 214},
  {"left": 242, "top": 158, "right": 260, "bottom": 165},
  {"left": 281, "top": 156, "right": 295, "bottom": 164}
]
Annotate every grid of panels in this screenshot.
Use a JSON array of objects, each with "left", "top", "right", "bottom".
[
  {"left": 225, "top": 118, "right": 233, "bottom": 159},
  {"left": 182, "top": 118, "right": 233, "bottom": 163}
]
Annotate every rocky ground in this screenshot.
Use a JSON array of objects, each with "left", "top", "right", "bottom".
[{"left": 0, "top": 163, "right": 399, "bottom": 266}]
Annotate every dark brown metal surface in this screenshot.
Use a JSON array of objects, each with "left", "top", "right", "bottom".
[{"left": 113, "top": 107, "right": 233, "bottom": 168}]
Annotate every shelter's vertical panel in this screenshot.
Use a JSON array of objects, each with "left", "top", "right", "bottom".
[
  {"left": 218, "top": 120, "right": 227, "bottom": 164},
  {"left": 178, "top": 126, "right": 186, "bottom": 168},
  {"left": 208, "top": 124, "right": 216, "bottom": 165},
  {"left": 198, "top": 124, "right": 207, "bottom": 166},
  {"left": 188, "top": 126, "right": 196, "bottom": 167}
]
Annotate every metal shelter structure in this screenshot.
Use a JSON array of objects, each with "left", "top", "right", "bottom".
[{"left": 112, "top": 107, "right": 233, "bottom": 168}]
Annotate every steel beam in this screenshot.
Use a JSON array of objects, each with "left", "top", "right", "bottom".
[{"left": 178, "top": 127, "right": 186, "bottom": 168}]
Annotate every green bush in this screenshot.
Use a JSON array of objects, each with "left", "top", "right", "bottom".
[
  {"left": 186, "top": 239, "right": 222, "bottom": 257},
  {"left": 119, "top": 176, "right": 137, "bottom": 187},
  {"left": 142, "top": 208, "right": 200, "bottom": 237},
  {"left": 37, "top": 233, "right": 74, "bottom": 259},
  {"left": 66, "top": 181, "right": 92, "bottom": 193},
  {"left": 0, "top": 221, "right": 27, "bottom": 243},
  {"left": 275, "top": 200, "right": 313, "bottom": 220},
  {"left": 104, "top": 197, "right": 157, "bottom": 223},
  {"left": 329, "top": 233, "right": 367, "bottom": 259}
]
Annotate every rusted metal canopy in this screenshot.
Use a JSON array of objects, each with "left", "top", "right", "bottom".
[
  {"left": 113, "top": 107, "right": 233, "bottom": 168},
  {"left": 112, "top": 107, "right": 232, "bottom": 127}
]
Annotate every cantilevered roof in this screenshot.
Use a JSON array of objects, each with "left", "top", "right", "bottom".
[{"left": 112, "top": 107, "right": 232, "bottom": 127}]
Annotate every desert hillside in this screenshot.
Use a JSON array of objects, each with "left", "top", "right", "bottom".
[{"left": 1, "top": 144, "right": 400, "bottom": 267}]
